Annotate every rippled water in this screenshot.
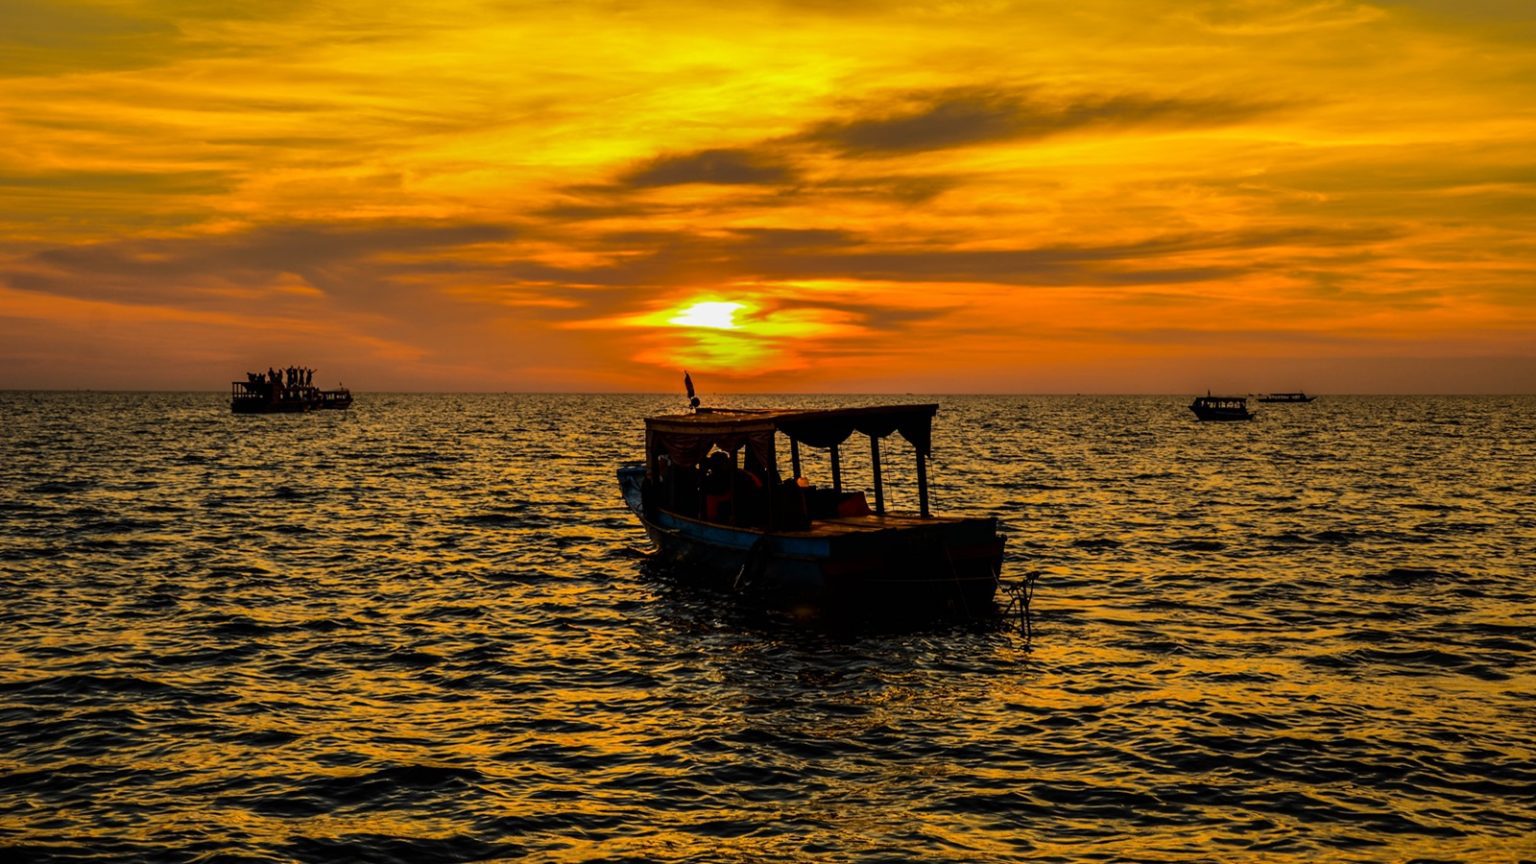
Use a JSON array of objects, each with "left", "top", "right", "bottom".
[{"left": 2, "top": 392, "right": 1533, "bottom": 863}]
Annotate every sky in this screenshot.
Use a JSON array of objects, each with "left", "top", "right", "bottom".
[{"left": 1, "top": 0, "right": 1533, "bottom": 393}]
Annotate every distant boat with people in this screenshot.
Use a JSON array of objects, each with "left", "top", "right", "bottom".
[
  {"left": 617, "top": 392, "right": 1006, "bottom": 623},
  {"left": 1190, "top": 393, "right": 1253, "bottom": 421},
  {"left": 231, "top": 366, "right": 352, "bottom": 414},
  {"left": 1257, "top": 391, "right": 1316, "bottom": 403}
]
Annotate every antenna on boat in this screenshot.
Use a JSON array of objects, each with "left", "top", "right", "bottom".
[{"left": 683, "top": 370, "right": 700, "bottom": 412}]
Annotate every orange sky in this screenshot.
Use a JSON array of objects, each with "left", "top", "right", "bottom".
[{"left": 2, "top": 0, "right": 1533, "bottom": 392}]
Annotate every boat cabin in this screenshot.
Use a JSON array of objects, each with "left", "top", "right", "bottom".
[
  {"left": 620, "top": 401, "right": 1005, "bottom": 620},
  {"left": 641, "top": 404, "right": 938, "bottom": 530}
]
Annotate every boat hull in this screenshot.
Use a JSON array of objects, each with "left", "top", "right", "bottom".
[
  {"left": 618, "top": 465, "right": 1002, "bottom": 622},
  {"left": 231, "top": 389, "right": 352, "bottom": 413},
  {"left": 1190, "top": 406, "right": 1253, "bottom": 421},
  {"left": 1189, "top": 396, "right": 1253, "bottom": 421}
]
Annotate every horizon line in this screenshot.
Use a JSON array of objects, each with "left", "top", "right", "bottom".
[{"left": 4, "top": 389, "right": 1535, "bottom": 397}]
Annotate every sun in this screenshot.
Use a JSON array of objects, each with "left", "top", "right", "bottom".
[{"left": 669, "top": 301, "right": 745, "bottom": 330}]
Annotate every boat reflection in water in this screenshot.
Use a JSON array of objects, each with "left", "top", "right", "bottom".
[{"left": 617, "top": 402, "right": 1005, "bottom": 624}]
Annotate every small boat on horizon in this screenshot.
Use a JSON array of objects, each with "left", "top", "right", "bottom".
[
  {"left": 231, "top": 366, "right": 352, "bottom": 414},
  {"left": 1190, "top": 393, "right": 1253, "bottom": 421},
  {"left": 616, "top": 401, "right": 1005, "bottom": 623},
  {"left": 1257, "top": 391, "right": 1316, "bottom": 403}
]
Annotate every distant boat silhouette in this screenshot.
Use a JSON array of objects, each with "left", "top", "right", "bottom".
[
  {"left": 231, "top": 367, "right": 352, "bottom": 414},
  {"left": 1257, "top": 391, "right": 1316, "bottom": 403},
  {"left": 1190, "top": 392, "right": 1253, "bottom": 421}
]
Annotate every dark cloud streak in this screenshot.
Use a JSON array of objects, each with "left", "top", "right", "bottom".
[
  {"left": 802, "top": 87, "right": 1282, "bottom": 154},
  {"left": 3, "top": 217, "right": 1392, "bottom": 344},
  {"left": 0, "top": 169, "right": 235, "bottom": 197},
  {"left": 530, "top": 224, "right": 1386, "bottom": 292},
  {"left": 6, "top": 221, "right": 515, "bottom": 310},
  {"left": 620, "top": 148, "right": 796, "bottom": 187}
]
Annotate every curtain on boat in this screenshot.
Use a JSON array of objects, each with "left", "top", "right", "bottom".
[
  {"left": 644, "top": 405, "right": 936, "bottom": 476},
  {"left": 646, "top": 427, "right": 777, "bottom": 474},
  {"left": 775, "top": 411, "right": 932, "bottom": 456}
]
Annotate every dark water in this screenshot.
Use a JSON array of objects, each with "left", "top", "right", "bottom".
[{"left": 2, "top": 392, "right": 1533, "bottom": 863}]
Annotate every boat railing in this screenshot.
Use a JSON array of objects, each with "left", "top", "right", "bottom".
[{"left": 231, "top": 381, "right": 268, "bottom": 400}]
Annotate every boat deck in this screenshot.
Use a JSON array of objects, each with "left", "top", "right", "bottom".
[
  {"left": 780, "top": 512, "right": 976, "bottom": 538},
  {"left": 653, "top": 507, "right": 980, "bottom": 539}
]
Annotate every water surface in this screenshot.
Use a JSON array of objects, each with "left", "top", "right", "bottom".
[{"left": 1, "top": 393, "right": 1533, "bottom": 862}]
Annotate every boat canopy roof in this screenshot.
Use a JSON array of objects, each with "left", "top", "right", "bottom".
[{"left": 645, "top": 403, "right": 937, "bottom": 474}]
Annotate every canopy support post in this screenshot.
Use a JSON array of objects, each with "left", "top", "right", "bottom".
[
  {"left": 830, "top": 444, "right": 841, "bottom": 493},
  {"left": 916, "top": 449, "right": 930, "bottom": 518},
  {"left": 790, "top": 438, "right": 801, "bottom": 479},
  {"left": 870, "top": 434, "right": 884, "bottom": 515}
]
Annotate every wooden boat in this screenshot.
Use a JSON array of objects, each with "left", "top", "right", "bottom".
[
  {"left": 1190, "top": 393, "right": 1253, "bottom": 421},
  {"left": 1257, "top": 391, "right": 1315, "bottom": 403},
  {"left": 616, "top": 403, "right": 1004, "bottom": 622},
  {"left": 231, "top": 369, "right": 352, "bottom": 414}
]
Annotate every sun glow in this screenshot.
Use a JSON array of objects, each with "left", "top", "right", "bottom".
[{"left": 669, "top": 301, "right": 745, "bottom": 330}]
